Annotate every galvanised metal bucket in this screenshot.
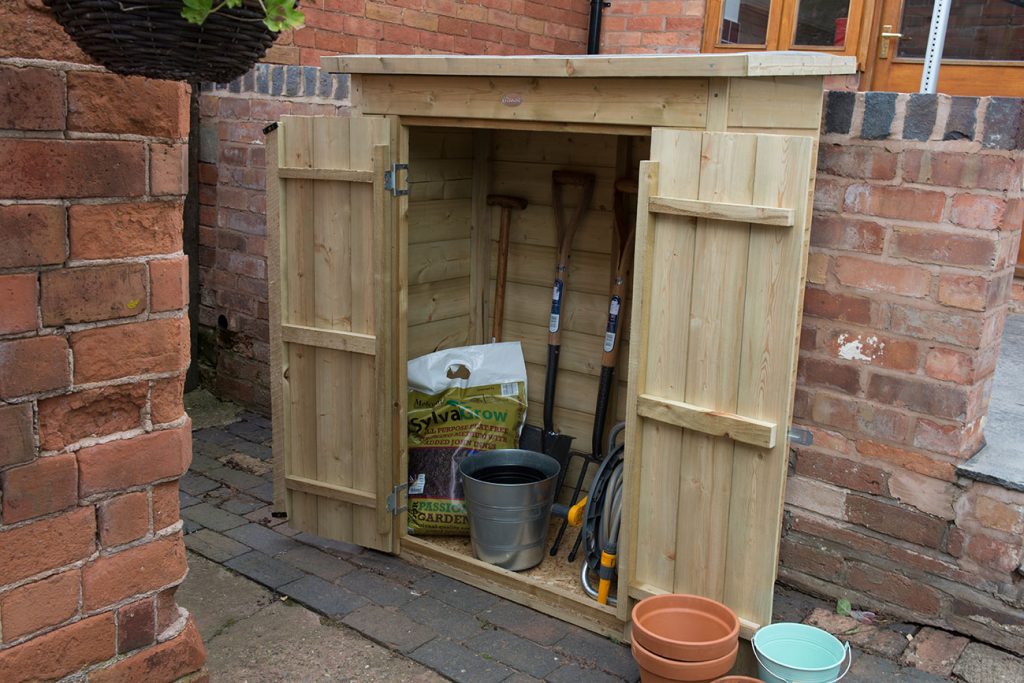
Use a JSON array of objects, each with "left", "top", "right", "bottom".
[{"left": 459, "top": 449, "right": 560, "bottom": 571}]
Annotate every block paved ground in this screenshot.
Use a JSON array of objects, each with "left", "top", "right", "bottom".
[{"left": 180, "top": 393, "right": 1024, "bottom": 682}]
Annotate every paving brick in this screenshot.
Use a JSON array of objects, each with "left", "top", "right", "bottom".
[
  {"left": 278, "top": 545, "right": 354, "bottom": 581},
  {"left": 225, "top": 550, "right": 305, "bottom": 589},
  {"left": 900, "top": 627, "right": 969, "bottom": 677},
  {"left": 825, "top": 91, "right": 855, "bottom": 135},
  {"left": 982, "top": 97, "right": 1024, "bottom": 150},
  {"left": 772, "top": 585, "right": 829, "bottom": 623},
  {"left": 226, "top": 419, "right": 271, "bottom": 442},
  {"left": 545, "top": 662, "right": 623, "bottom": 683},
  {"left": 469, "top": 628, "right": 561, "bottom": 678},
  {"left": 805, "top": 608, "right": 909, "bottom": 659},
  {"left": 183, "top": 529, "right": 251, "bottom": 563},
  {"left": 861, "top": 92, "right": 897, "bottom": 140},
  {"left": 845, "top": 648, "right": 947, "bottom": 683},
  {"left": 342, "top": 568, "right": 416, "bottom": 607},
  {"left": 552, "top": 629, "right": 638, "bottom": 680},
  {"left": 218, "top": 494, "right": 264, "bottom": 516},
  {"left": 188, "top": 453, "right": 222, "bottom": 473},
  {"left": 352, "top": 550, "right": 431, "bottom": 583},
  {"left": 193, "top": 427, "right": 246, "bottom": 448},
  {"left": 480, "top": 601, "right": 567, "bottom": 646},
  {"left": 183, "top": 518, "right": 202, "bottom": 534},
  {"left": 182, "top": 502, "right": 247, "bottom": 532},
  {"left": 225, "top": 523, "right": 302, "bottom": 556},
  {"left": 944, "top": 97, "right": 979, "bottom": 141},
  {"left": 249, "top": 481, "right": 274, "bottom": 503},
  {"left": 343, "top": 605, "right": 437, "bottom": 654},
  {"left": 193, "top": 439, "right": 232, "bottom": 459},
  {"left": 294, "top": 531, "right": 362, "bottom": 557},
  {"left": 402, "top": 595, "right": 489, "bottom": 642},
  {"left": 504, "top": 674, "right": 544, "bottom": 683},
  {"left": 409, "top": 637, "right": 512, "bottom": 683},
  {"left": 413, "top": 573, "right": 500, "bottom": 613},
  {"left": 233, "top": 440, "right": 273, "bottom": 461},
  {"left": 179, "top": 490, "right": 200, "bottom": 509},
  {"left": 180, "top": 471, "right": 220, "bottom": 496},
  {"left": 903, "top": 94, "right": 937, "bottom": 141},
  {"left": 279, "top": 575, "right": 367, "bottom": 616},
  {"left": 240, "top": 412, "right": 272, "bottom": 429},
  {"left": 952, "top": 642, "right": 1024, "bottom": 683},
  {"left": 206, "top": 466, "right": 267, "bottom": 491}
]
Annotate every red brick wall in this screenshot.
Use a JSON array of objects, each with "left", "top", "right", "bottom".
[
  {"left": 265, "top": 0, "right": 590, "bottom": 65},
  {"left": 0, "top": 4, "right": 206, "bottom": 680},
  {"left": 599, "top": 0, "right": 705, "bottom": 54},
  {"left": 787, "top": 91, "right": 1024, "bottom": 651}
]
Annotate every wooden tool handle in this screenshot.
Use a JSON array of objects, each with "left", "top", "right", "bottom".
[
  {"left": 487, "top": 195, "right": 527, "bottom": 343},
  {"left": 491, "top": 208, "right": 512, "bottom": 342}
]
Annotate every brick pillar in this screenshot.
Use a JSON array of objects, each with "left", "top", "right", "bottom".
[
  {"left": 784, "top": 92, "right": 1024, "bottom": 651},
  {"left": 0, "top": 4, "right": 206, "bottom": 680}
]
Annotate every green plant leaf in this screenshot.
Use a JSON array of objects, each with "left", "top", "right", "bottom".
[
  {"left": 263, "top": 0, "right": 305, "bottom": 31},
  {"left": 181, "top": 0, "right": 214, "bottom": 24},
  {"left": 836, "top": 598, "right": 852, "bottom": 616},
  {"left": 223, "top": 0, "right": 243, "bottom": 6}
]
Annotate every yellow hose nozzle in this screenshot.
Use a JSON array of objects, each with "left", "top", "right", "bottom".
[{"left": 567, "top": 496, "right": 588, "bottom": 527}]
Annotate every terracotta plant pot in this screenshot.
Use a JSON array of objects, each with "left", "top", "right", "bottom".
[
  {"left": 632, "top": 639, "right": 739, "bottom": 683},
  {"left": 714, "top": 677, "right": 763, "bottom": 682},
  {"left": 631, "top": 594, "right": 740, "bottom": 662}
]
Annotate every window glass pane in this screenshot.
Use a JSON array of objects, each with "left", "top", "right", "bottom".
[
  {"left": 792, "top": 0, "right": 852, "bottom": 46},
  {"left": 898, "top": 0, "right": 1024, "bottom": 60},
  {"left": 720, "top": 0, "right": 772, "bottom": 45}
]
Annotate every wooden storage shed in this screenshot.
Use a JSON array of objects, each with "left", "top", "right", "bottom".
[{"left": 268, "top": 52, "right": 857, "bottom": 641}]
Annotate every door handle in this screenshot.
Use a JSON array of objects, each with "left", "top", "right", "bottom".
[{"left": 879, "top": 25, "right": 904, "bottom": 59}]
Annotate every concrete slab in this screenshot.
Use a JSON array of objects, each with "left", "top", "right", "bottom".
[
  {"left": 177, "top": 552, "right": 275, "bottom": 639},
  {"left": 960, "top": 314, "right": 1024, "bottom": 491},
  {"left": 205, "top": 599, "right": 445, "bottom": 682},
  {"left": 953, "top": 642, "right": 1024, "bottom": 683},
  {"left": 184, "top": 388, "right": 243, "bottom": 429},
  {"left": 179, "top": 552, "right": 444, "bottom": 682}
]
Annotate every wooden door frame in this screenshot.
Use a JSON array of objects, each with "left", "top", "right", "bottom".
[
  {"left": 861, "top": 0, "right": 1024, "bottom": 94},
  {"left": 703, "top": 0, "right": 872, "bottom": 67}
]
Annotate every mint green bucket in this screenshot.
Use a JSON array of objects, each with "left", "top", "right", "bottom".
[{"left": 752, "top": 623, "right": 852, "bottom": 683}]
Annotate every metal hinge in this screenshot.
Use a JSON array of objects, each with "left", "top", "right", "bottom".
[
  {"left": 384, "top": 163, "right": 409, "bottom": 197},
  {"left": 788, "top": 427, "right": 814, "bottom": 447},
  {"left": 386, "top": 483, "right": 408, "bottom": 515}
]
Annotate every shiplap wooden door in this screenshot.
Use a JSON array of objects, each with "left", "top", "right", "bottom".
[
  {"left": 268, "top": 115, "right": 398, "bottom": 553},
  {"left": 620, "top": 129, "right": 815, "bottom": 635}
]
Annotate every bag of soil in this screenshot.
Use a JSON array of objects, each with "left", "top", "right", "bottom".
[{"left": 407, "top": 342, "right": 528, "bottom": 535}]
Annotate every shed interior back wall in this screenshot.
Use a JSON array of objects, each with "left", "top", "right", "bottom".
[{"left": 406, "top": 127, "right": 650, "bottom": 503}]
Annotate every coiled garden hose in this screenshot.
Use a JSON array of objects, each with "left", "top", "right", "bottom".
[{"left": 579, "top": 422, "right": 625, "bottom": 606}]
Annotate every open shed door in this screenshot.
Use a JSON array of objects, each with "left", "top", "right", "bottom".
[
  {"left": 268, "top": 115, "right": 398, "bottom": 553},
  {"left": 622, "top": 129, "right": 814, "bottom": 634}
]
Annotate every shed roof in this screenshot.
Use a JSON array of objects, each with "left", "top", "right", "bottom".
[{"left": 322, "top": 52, "right": 857, "bottom": 79}]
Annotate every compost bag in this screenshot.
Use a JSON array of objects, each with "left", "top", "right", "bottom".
[{"left": 407, "top": 342, "right": 528, "bottom": 535}]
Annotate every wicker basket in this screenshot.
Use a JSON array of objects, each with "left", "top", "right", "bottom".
[{"left": 44, "top": 0, "right": 278, "bottom": 83}]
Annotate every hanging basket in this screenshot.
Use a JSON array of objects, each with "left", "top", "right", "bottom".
[{"left": 44, "top": 0, "right": 278, "bottom": 83}]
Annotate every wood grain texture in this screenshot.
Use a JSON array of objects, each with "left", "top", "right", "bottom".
[
  {"left": 623, "top": 129, "right": 814, "bottom": 631},
  {"left": 355, "top": 75, "right": 709, "bottom": 128},
  {"left": 325, "top": 53, "right": 856, "bottom": 79},
  {"left": 272, "top": 115, "right": 395, "bottom": 553},
  {"left": 649, "top": 196, "right": 794, "bottom": 226},
  {"left": 636, "top": 394, "right": 777, "bottom": 448}
]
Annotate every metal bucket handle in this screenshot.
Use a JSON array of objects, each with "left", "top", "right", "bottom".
[{"left": 752, "top": 640, "right": 852, "bottom": 683}]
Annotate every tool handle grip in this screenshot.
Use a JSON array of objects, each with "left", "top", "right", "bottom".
[
  {"left": 543, "top": 344, "right": 560, "bottom": 434},
  {"left": 592, "top": 366, "right": 614, "bottom": 457}
]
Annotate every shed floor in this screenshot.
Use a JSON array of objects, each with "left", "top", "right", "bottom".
[{"left": 178, "top": 391, "right": 1023, "bottom": 682}]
